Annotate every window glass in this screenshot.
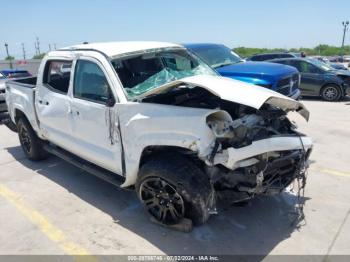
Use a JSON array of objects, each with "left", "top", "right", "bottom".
[
  {"left": 189, "top": 45, "right": 242, "bottom": 68},
  {"left": 279, "top": 54, "right": 293, "bottom": 58},
  {"left": 292, "top": 61, "right": 318, "bottom": 73},
  {"left": 250, "top": 55, "right": 263, "bottom": 61},
  {"left": 274, "top": 60, "right": 289, "bottom": 66},
  {"left": 73, "top": 60, "right": 112, "bottom": 103},
  {"left": 43, "top": 60, "right": 72, "bottom": 93},
  {"left": 112, "top": 49, "right": 217, "bottom": 99}
]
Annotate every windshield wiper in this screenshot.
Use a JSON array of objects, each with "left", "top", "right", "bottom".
[
  {"left": 213, "top": 62, "right": 236, "bottom": 69},
  {"left": 213, "top": 60, "right": 243, "bottom": 68}
]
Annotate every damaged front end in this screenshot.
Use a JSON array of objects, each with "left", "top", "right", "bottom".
[
  {"left": 137, "top": 75, "right": 312, "bottom": 206},
  {"left": 204, "top": 106, "right": 312, "bottom": 205}
]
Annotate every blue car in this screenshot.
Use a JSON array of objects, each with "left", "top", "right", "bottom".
[
  {"left": 0, "top": 69, "right": 31, "bottom": 79},
  {"left": 184, "top": 43, "right": 301, "bottom": 99}
]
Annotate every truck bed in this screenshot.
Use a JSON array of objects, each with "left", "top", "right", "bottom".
[
  {"left": 6, "top": 77, "right": 39, "bottom": 132},
  {"left": 8, "top": 76, "right": 37, "bottom": 88}
]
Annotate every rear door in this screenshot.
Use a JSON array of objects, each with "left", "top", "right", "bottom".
[
  {"left": 289, "top": 60, "right": 323, "bottom": 95},
  {"left": 68, "top": 57, "right": 123, "bottom": 174},
  {"left": 36, "top": 59, "right": 74, "bottom": 148}
]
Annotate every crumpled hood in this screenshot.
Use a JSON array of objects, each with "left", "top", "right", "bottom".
[{"left": 137, "top": 75, "right": 309, "bottom": 121}]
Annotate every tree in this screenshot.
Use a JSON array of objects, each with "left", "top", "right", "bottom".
[
  {"left": 32, "top": 53, "right": 46, "bottom": 59},
  {"left": 5, "top": 55, "right": 15, "bottom": 60},
  {"left": 233, "top": 44, "right": 350, "bottom": 58}
]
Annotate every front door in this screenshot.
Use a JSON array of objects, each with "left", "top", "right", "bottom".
[{"left": 69, "top": 58, "right": 123, "bottom": 175}]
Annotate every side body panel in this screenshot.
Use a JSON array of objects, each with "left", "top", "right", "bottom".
[
  {"left": 6, "top": 82, "right": 39, "bottom": 132},
  {"left": 117, "top": 103, "right": 219, "bottom": 186}
]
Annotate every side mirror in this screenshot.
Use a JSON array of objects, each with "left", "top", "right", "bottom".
[{"left": 106, "top": 96, "right": 116, "bottom": 107}]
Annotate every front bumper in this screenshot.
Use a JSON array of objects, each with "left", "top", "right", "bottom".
[
  {"left": 209, "top": 135, "right": 313, "bottom": 203},
  {"left": 213, "top": 136, "right": 312, "bottom": 170}
]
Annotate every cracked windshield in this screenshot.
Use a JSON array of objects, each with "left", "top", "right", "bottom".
[{"left": 112, "top": 49, "right": 217, "bottom": 99}]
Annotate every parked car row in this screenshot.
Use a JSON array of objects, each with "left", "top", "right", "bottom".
[
  {"left": 220, "top": 51, "right": 350, "bottom": 101},
  {"left": 184, "top": 44, "right": 301, "bottom": 99},
  {"left": 269, "top": 57, "right": 350, "bottom": 101}
]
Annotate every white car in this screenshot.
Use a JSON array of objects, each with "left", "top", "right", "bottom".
[{"left": 5, "top": 42, "right": 312, "bottom": 227}]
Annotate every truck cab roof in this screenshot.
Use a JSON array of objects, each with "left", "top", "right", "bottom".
[{"left": 57, "top": 41, "right": 182, "bottom": 58}]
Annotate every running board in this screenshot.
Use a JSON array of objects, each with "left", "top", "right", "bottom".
[{"left": 43, "top": 144, "right": 125, "bottom": 187}]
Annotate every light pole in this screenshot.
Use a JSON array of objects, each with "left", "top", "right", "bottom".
[
  {"left": 341, "top": 21, "right": 349, "bottom": 58},
  {"left": 4, "top": 43, "right": 13, "bottom": 69}
]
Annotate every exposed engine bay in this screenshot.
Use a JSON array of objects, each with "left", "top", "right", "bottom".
[{"left": 142, "top": 85, "right": 312, "bottom": 204}]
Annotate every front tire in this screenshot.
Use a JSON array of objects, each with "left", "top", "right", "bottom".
[
  {"left": 17, "top": 118, "right": 48, "bottom": 161},
  {"left": 136, "top": 153, "right": 212, "bottom": 226},
  {"left": 321, "top": 84, "right": 342, "bottom": 101}
]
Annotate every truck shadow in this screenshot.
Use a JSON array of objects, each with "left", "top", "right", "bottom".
[{"left": 6, "top": 145, "right": 310, "bottom": 255}]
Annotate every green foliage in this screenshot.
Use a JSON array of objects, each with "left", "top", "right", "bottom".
[
  {"left": 5, "top": 55, "right": 14, "bottom": 60},
  {"left": 32, "top": 53, "right": 46, "bottom": 59},
  {"left": 233, "top": 45, "right": 350, "bottom": 58}
]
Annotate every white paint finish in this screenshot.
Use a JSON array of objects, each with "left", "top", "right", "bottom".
[
  {"left": 118, "top": 103, "right": 219, "bottom": 186},
  {"left": 58, "top": 41, "right": 182, "bottom": 58},
  {"left": 137, "top": 75, "right": 310, "bottom": 120},
  {"left": 5, "top": 83, "right": 39, "bottom": 132},
  {"left": 217, "top": 136, "right": 313, "bottom": 170},
  {"left": 66, "top": 55, "right": 123, "bottom": 174},
  {"left": 69, "top": 96, "right": 123, "bottom": 175},
  {"left": 35, "top": 86, "right": 73, "bottom": 148}
]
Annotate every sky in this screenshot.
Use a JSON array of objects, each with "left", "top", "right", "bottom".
[{"left": 1, "top": 0, "right": 350, "bottom": 59}]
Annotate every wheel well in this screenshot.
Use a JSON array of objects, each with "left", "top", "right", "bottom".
[
  {"left": 139, "top": 146, "right": 201, "bottom": 169},
  {"left": 14, "top": 109, "right": 29, "bottom": 124}
]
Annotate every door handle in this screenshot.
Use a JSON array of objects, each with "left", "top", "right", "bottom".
[{"left": 38, "top": 100, "right": 49, "bottom": 105}]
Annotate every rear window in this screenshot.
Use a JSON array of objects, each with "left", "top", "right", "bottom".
[
  {"left": 278, "top": 54, "right": 294, "bottom": 59},
  {"left": 251, "top": 54, "right": 276, "bottom": 61},
  {"left": 43, "top": 60, "right": 72, "bottom": 94}
]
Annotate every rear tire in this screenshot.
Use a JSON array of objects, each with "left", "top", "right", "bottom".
[
  {"left": 17, "top": 118, "right": 48, "bottom": 161},
  {"left": 136, "top": 153, "right": 212, "bottom": 226},
  {"left": 321, "top": 84, "right": 341, "bottom": 101},
  {"left": 5, "top": 120, "right": 17, "bottom": 132}
]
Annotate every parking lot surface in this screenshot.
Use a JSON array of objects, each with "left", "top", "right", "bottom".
[{"left": 0, "top": 98, "right": 350, "bottom": 256}]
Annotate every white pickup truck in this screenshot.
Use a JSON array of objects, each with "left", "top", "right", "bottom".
[{"left": 6, "top": 42, "right": 312, "bottom": 226}]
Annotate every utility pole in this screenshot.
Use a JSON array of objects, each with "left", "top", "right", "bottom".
[
  {"left": 53, "top": 43, "right": 57, "bottom": 50},
  {"left": 341, "top": 21, "right": 349, "bottom": 58},
  {"left": 34, "top": 42, "right": 38, "bottom": 55},
  {"left": 36, "top": 37, "right": 41, "bottom": 54},
  {"left": 49, "top": 44, "right": 52, "bottom": 51},
  {"left": 4, "top": 43, "right": 13, "bottom": 69},
  {"left": 22, "top": 43, "right": 26, "bottom": 60}
]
